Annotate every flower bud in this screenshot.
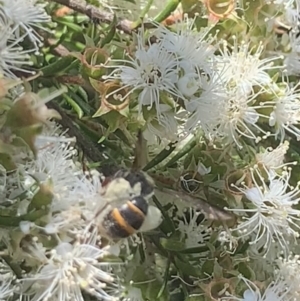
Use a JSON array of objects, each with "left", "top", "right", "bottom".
[{"left": 5, "top": 92, "right": 60, "bottom": 129}]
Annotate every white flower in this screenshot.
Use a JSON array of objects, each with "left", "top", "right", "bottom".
[
  {"left": 0, "top": 16, "right": 34, "bottom": 78},
  {"left": 185, "top": 72, "right": 227, "bottom": 137},
  {"left": 176, "top": 208, "right": 211, "bottom": 249},
  {"left": 186, "top": 75, "right": 270, "bottom": 148},
  {"left": 216, "top": 37, "right": 280, "bottom": 95},
  {"left": 48, "top": 170, "right": 104, "bottom": 235},
  {"left": 13, "top": 234, "right": 48, "bottom": 268},
  {"left": 284, "top": 50, "right": 300, "bottom": 76},
  {"left": 284, "top": 23, "right": 300, "bottom": 75},
  {"left": 19, "top": 232, "right": 122, "bottom": 301},
  {"left": 177, "top": 72, "right": 199, "bottom": 97},
  {"left": 0, "top": 0, "right": 51, "bottom": 49},
  {"left": 214, "top": 94, "right": 263, "bottom": 148},
  {"left": 277, "top": 254, "right": 300, "bottom": 299},
  {"left": 154, "top": 16, "right": 216, "bottom": 75},
  {"left": 0, "top": 262, "right": 15, "bottom": 301},
  {"left": 228, "top": 168, "right": 300, "bottom": 256},
  {"left": 221, "top": 274, "right": 293, "bottom": 301},
  {"left": 8, "top": 119, "right": 105, "bottom": 237},
  {"left": 264, "top": 0, "right": 295, "bottom": 7},
  {"left": 218, "top": 230, "right": 239, "bottom": 254},
  {"left": 105, "top": 34, "right": 182, "bottom": 121},
  {"left": 268, "top": 82, "right": 300, "bottom": 141},
  {"left": 255, "top": 141, "right": 296, "bottom": 174},
  {"left": 24, "top": 125, "right": 79, "bottom": 211}
]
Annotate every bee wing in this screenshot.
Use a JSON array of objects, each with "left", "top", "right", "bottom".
[
  {"left": 139, "top": 205, "right": 163, "bottom": 232},
  {"left": 155, "top": 187, "right": 236, "bottom": 226}
]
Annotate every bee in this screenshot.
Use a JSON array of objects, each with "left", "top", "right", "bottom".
[{"left": 95, "top": 169, "right": 163, "bottom": 240}]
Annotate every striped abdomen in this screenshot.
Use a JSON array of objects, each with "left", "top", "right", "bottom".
[{"left": 102, "top": 196, "right": 148, "bottom": 239}]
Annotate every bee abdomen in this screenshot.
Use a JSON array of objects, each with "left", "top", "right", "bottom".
[
  {"left": 103, "top": 196, "right": 148, "bottom": 239},
  {"left": 103, "top": 209, "right": 135, "bottom": 238},
  {"left": 130, "top": 196, "right": 148, "bottom": 215},
  {"left": 119, "top": 196, "right": 147, "bottom": 230}
]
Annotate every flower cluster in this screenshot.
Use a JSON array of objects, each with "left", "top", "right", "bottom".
[
  {"left": 0, "top": 81, "right": 129, "bottom": 300},
  {"left": 229, "top": 166, "right": 300, "bottom": 257},
  {"left": 2, "top": 0, "right": 300, "bottom": 300},
  {"left": 103, "top": 16, "right": 300, "bottom": 149},
  {"left": 0, "top": 0, "right": 50, "bottom": 78}
]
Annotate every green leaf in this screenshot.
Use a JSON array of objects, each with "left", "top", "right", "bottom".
[
  {"left": 76, "top": 119, "right": 121, "bottom": 152},
  {"left": 63, "top": 94, "right": 84, "bottom": 119},
  {"left": 179, "top": 245, "right": 209, "bottom": 254},
  {"left": 0, "top": 209, "right": 49, "bottom": 227},
  {"left": 201, "top": 259, "right": 214, "bottom": 275},
  {"left": 142, "top": 279, "right": 168, "bottom": 301},
  {"left": 213, "top": 259, "right": 223, "bottom": 278},
  {"left": 41, "top": 56, "right": 75, "bottom": 76},
  {"left": 160, "top": 236, "right": 185, "bottom": 252},
  {"left": 174, "top": 257, "right": 200, "bottom": 278},
  {"left": 76, "top": 86, "right": 89, "bottom": 102},
  {"left": 45, "top": 54, "right": 55, "bottom": 64},
  {"left": 100, "top": 111, "right": 124, "bottom": 133},
  {"left": 68, "top": 88, "right": 93, "bottom": 115},
  {"left": 83, "top": 34, "right": 96, "bottom": 48},
  {"left": 0, "top": 153, "right": 16, "bottom": 171},
  {"left": 236, "top": 262, "right": 256, "bottom": 280},
  {"left": 55, "top": 19, "right": 83, "bottom": 32},
  {"left": 100, "top": 15, "right": 117, "bottom": 47}
]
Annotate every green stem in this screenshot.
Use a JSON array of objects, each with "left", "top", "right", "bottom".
[
  {"left": 152, "top": 195, "right": 176, "bottom": 234},
  {"left": 156, "top": 256, "right": 171, "bottom": 299},
  {"left": 143, "top": 142, "right": 177, "bottom": 171},
  {"left": 0, "top": 209, "right": 48, "bottom": 227},
  {"left": 131, "top": 0, "right": 155, "bottom": 29},
  {"left": 164, "top": 137, "right": 196, "bottom": 168},
  {"left": 2, "top": 256, "right": 23, "bottom": 278},
  {"left": 153, "top": 0, "right": 181, "bottom": 23}
]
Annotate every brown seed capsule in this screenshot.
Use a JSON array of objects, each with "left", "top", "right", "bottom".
[
  {"left": 225, "top": 169, "right": 252, "bottom": 196},
  {"left": 205, "top": 0, "right": 235, "bottom": 20}
]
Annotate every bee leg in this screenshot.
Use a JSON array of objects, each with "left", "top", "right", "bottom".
[{"left": 139, "top": 206, "right": 163, "bottom": 232}]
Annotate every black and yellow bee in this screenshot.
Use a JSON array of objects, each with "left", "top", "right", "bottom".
[{"left": 94, "top": 132, "right": 162, "bottom": 240}]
